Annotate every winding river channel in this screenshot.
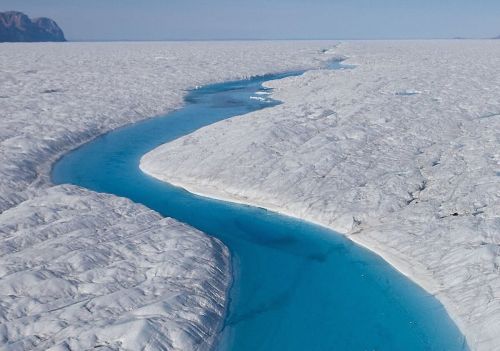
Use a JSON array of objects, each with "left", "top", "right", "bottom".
[{"left": 52, "top": 62, "right": 467, "bottom": 350}]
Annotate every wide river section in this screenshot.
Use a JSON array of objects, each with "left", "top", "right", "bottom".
[{"left": 52, "top": 62, "right": 467, "bottom": 350}]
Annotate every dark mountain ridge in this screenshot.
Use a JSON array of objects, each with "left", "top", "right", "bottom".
[{"left": 0, "top": 11, "right": 66, "bottom": 42}]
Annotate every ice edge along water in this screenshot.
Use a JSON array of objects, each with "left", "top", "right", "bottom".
[
  {"left": 140, "top": 41, "right": 500, "bottom": 350},
  {"left": 141, "top": 59, "right": 467, "bottom": 345}
]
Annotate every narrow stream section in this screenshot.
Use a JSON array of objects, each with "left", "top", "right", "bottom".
[{"left": 52, "top": 62, "right": 467, "bottom": 350}]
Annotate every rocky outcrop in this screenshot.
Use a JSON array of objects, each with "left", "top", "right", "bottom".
[{"left": 0, "top": 11, "right": 65, "bottom": 42}]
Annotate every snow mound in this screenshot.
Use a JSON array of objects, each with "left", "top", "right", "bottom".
[{"left": 0, "top": 185, "right": 230, "bottom": 350}]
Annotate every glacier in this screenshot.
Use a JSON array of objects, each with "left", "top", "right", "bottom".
[
  {"left": 141, "top": 40, "right": 500, "bottom": 351},
  {"left": 0, "top": 41, "right": 331, "bottom": 350}
]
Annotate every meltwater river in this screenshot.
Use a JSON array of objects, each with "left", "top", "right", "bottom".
[{"left": 52, "top": 62, "right": 467, "bottom": 350}]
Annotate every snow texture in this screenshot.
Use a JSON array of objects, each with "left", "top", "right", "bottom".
[
  {"left": 0, "top": 185, "right": 229, "bottom": 351},
  {"left": 0, "top": 41, "right": 331, "bottom": 350},
  {"left": 141, "top": 40, "right": 500, "bottom": 350}
]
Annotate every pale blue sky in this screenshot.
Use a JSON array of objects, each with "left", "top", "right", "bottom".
[{"left": 1, "top": 0, "right": 499, "bottom": 41}]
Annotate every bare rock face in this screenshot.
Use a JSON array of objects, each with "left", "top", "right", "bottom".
[{"left": 0, "top": 11, "right": 66, "bottom": 42}]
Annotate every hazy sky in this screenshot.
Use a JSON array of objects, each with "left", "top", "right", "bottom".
[{"left": 1, "top": 0, "right": 499, "bottom": 41}]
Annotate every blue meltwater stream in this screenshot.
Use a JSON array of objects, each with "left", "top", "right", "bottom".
[{"left": 52, "top": 61, "right": 467, "bottom": 350}]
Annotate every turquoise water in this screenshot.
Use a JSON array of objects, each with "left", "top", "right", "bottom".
[{"left": 52, "top": 63, "right": 467, "bottom": 351}]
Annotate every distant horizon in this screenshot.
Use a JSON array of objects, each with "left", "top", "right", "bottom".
[
  {"left": 1, "top": 1, "right": 499, "bottom": 41},
  {"left": 63, "top": 37, "right": 498, "bottom": 43}
]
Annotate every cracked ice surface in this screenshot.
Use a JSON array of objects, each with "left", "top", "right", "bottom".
[
  {"left": 0, "top": 41, "right": 331, "bottom": 350},
  {"left": 141, "top": 40, "right": 500, "bottom": 350}
]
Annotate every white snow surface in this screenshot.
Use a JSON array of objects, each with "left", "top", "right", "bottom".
[
  {"left": 0, "top": 41, "right": 332, "bottom": 350},
  {"left": 141, "top": 40, "right": 500, "bottom": 350},
  {"left": 0, "top": 185, "right": 230, "bottom": 351}
]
